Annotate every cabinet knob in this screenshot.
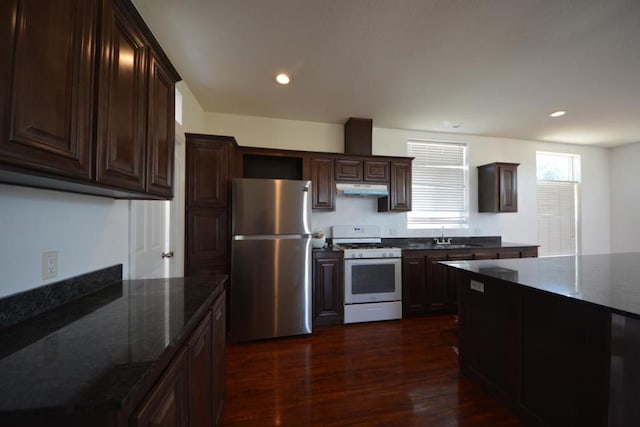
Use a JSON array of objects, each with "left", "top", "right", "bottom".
[{"left": 162, "top": 251, "right": 174, "bottom": 259}]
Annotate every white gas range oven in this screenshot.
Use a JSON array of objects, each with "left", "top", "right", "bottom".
[{"left": 332, "top": 225, "right": 402, "bottom": 324}]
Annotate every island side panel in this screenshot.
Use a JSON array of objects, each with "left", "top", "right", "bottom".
[{"left": 456, "top": 270, "right": 611, "bottom": 426}]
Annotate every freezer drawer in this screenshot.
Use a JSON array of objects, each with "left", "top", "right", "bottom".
[{"left": 230, "top": 236, "right": 312, "bottom": 341}]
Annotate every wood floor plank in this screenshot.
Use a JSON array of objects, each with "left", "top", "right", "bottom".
[{"left": 223, "top": 315, "right": 522, "bottom": 426}]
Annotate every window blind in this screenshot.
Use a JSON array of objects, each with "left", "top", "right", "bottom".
[
  {"left": 537, "top": 180, "right": 577, "bottom": 256},
  {"left": 407, "top": 141, "right": 467, "bottom": 227}
]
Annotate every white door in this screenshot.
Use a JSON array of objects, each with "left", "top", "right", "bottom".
[
  {"left": 129, "top": 134, "right": 186, "bottom": 279},
  {"left": 129, "top": 200, "right": 171, "bottom": 279}
]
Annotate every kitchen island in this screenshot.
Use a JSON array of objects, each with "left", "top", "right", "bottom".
[
  {"left": 443, "top": 253, "right": 640, "bottom": 427},
  {"left": 0, "top": 268, "right": 227, "bottom": 426}
]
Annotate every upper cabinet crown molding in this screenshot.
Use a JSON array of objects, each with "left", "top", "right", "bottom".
[{"left": 0, "top": 0, "right": 180, "bottom": 199}]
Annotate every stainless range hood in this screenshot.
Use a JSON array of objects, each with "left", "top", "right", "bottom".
[{"left": 336, "top": 182, "right": 389, "bottom": 197}]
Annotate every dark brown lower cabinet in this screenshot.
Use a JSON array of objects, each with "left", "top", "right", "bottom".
[
  {"left": 402, "top": 246, "right": 538, "bottom": 316},
  {"left": 402, "top": 256, "right": 426, "bottom": 316},
  {"left": 212, "top": 291, "right": 226, "bottom": 427},
  {"left": 133, "top": 289, "right": 226, "bottom": 427},
  {"left": 312, "top": 251, "right": 343, "bottom": 326},
  {"left": 132, "top": 348, "right": 189, "bottom": 427},
  {"left": 425, "top": 252, "right": 450, "bottom": 312},
  {"left": 188, "top": 312, "right": 213, "bottom": 427}
]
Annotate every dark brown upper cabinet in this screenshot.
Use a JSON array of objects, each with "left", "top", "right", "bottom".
[
  {"left": 0, "top": 0, "right": 180, "bottom": 199},
  {"left": 310, "top": 157, "right": 335, "bottom": 211},
  {"left": 335, "top": 158, "right": 362, "bottom": 181},
  {"left": 364, "top": 160, "right": 389, "bottom": 182},
  {"left": 378, "top": 159, "right": 412, "bottom": 212},
  {"left": 477, "top": 162, "right": 519, "bottom": 213},
  {"left": 96, "top": 0, "right": 148, "bottom": 193},
  {"left": 0, "top": 0, "right": 98, "bottom": 181},
  {"left": 146, "top": 49, "right": 176, "bottom": 197},
  {"left": 187, "top": 135, "right": 232, "bottom": 209}
]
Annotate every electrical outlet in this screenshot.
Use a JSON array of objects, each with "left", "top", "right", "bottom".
[{"left": 42, "top": 251, "right": 58, "bottom": 280}]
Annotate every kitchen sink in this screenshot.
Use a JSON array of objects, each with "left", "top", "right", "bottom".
[{"left": 404, "top": 242, "right": 482, "bottom": 250}]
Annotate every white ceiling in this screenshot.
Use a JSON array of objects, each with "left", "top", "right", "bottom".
[{"left": 133, "top": 0, "right": 640, "bottom": 148}]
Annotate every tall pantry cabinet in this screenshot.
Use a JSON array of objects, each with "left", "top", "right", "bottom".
[{"left": 185, "top": 134, "right": 237, "bottom": 276}]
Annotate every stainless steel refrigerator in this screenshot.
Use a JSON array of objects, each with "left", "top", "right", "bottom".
[{"left": 230, "top": 178, "right": 312, "bottom": 342}]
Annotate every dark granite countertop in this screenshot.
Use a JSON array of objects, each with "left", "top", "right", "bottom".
[
  {"left": 443, "top": 253, "right": 640, "bottom": 320},
  {"left": 0, "top": 274, "right": 227, "bottom": 416},
  {"left": 384, "top": 236, "right": 537, "bottom": 251},
  {"left": 311, "top": 237, "right": 537, "bottom": 253}
]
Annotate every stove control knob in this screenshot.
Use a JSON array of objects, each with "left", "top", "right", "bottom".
[
  {"left": 388, "top": 252, "right": 395, "bottom": 258},
  {"left": 358, "top": 252, "right": 363, "bottom": 258},
  {"left": 382, "top": 253, "right": 387, "bottom": 257}
]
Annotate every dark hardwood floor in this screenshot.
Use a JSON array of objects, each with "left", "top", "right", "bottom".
[{"left": 223, "top": 315, "right": 522, "bottom": 426}]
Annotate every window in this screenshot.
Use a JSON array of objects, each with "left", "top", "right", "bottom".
[
  {"left": 175, "top": 87, "right": 183, "bottom": 125},
  {"left": 407, "top": 140, "right": 468, "bottom": 228},
  {"left": 536, "top": 152, "right": 580, "bottom": 257}
]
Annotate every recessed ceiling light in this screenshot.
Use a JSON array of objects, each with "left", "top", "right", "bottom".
[
  {"left": 549, "top": 110, "right": 567, "bottom": 118},
  {"left": 275, "top": 73, "right": 291, "bottom": 85},
  {"left": 443, "top": 120, "right": 463, "bottom": 129}
]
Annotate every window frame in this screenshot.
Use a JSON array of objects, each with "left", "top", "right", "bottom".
[
  {"left": 407, "top": 139, "right": 469, "bottom": 229},
  {"left": 536, "top": 151, "right": 581, "bottom": 257}
]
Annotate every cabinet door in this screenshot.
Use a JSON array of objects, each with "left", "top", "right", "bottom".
[
  {"left": 387, "top": 160, "right": 412, "bottom": 211},
  {"left": 498, "top": 164, "right": 518, "bottom": 212},
  {"left": 188, "top": 311, "right": 213, "bottom": 427},
  {"left": 186, "top": 139, "right": 229, "bottom": 208},
  {"left": 364, "top": 160, "right": 389, "bottom": 182},
  {"left": 186, "top": 208, "right": 228, "bottom": 273},
  {"left": 96, "top": 0, "right": 147, "bottom": 192},
  {"left": 464, "top": 279, "right": 519, "bottom": 401},
  {"left": 310, "top": 157, "right": 335, "bottom": 211},
  {"left": 446, "top": 251, "right": 474, "bottom": 309},
  {"left": 519, "top": 289, "right": 609, "bottom": 425},
  {"left": 212, "top": 292, "right": 226, "bottom": 427},
  {"left": 146, "top": 49, "right": 175, "bottom": 197},
  {"left": 313, "top": 253, "right": 343, "bottom": 326},
  {"left": 1, "top": 0, "right": 97, "bottom": 180},
  {"left": 132, "top": 348, "right": 188, "bottom": 427},
  {"left": 473, "top": 249, "right": 499, "bottom": 260},
  {"left": 425, "top": 252, "right": 449, "bottom": 312},
  {"left": 335, "top": 158, "right": 362, "bottom": 181},
  {"left": 498, "top": 249, "right": 521, "bottom": 259},
  {"left": 402, "top": 256, "right": 426, "bottom": 316}
]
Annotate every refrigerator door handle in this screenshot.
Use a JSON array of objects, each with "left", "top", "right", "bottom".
[{"left": 233, "top": 234, "right": 311, "bottom": 241}]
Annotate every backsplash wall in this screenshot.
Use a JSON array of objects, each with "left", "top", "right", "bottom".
[{"left": 311, "top": 194, "right": 502, "bottom": 239}]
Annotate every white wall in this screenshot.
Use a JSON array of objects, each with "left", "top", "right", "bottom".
[
  {"left": 203, "top": 114, "right": 611, "bottom": 255},
  {"left": 0, "top": 82, "right": 206, "bottom": 298},
  {"left": 0, "top": 186, "right": 129, "bottom": 298},
  {"left": 204, "top": 112, "right": 343, "bottom": 152},
  {"left": 610, "top": 142, "right": 640, "bottom": 253}
]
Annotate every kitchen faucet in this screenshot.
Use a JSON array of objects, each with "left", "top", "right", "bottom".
[{"left": 434, "top": 226, "right": 451, "bottom": 245}]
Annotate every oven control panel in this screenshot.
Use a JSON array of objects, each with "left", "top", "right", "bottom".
[{"left": 343, "top": 249, "right": 402, "bottom": 259}]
